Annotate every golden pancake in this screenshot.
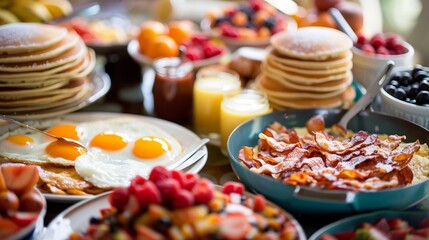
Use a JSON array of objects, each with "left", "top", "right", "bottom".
[
  {"left": 270, "top": 27, "right": 353, "bottom": 60},
  {"left": 0, "top": 23, "right": 68, "bottom": 54},
  {"left": 0, "top": 81, "right": 69, "bottom": 99},
  {"left": 0, "top": 77, "right": 66, "bottom": 88},
  {"left": 0, "top": 32, "right": 79, "bottom": 63}
]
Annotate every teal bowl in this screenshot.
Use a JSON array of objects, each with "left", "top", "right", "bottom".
[
  {"left": 227, "top": 109, "right": 429, "bottom": 215},
  {"left": 310, "top": 210, "right": 429, "bottom": 240}
]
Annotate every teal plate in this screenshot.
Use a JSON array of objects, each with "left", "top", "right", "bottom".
[{"left": 310, "top": 210, "right": 429, "bottom": 240}]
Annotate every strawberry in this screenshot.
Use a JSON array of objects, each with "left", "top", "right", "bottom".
[
  {"left": 171, "top": 170, "right": 186, "bottom": 188},
  {"left": 219, "top": 213, "right": 251, "bottom": 240},
  {"left": 109, "top": 187, "right": 129, "bottom": 210},
  {"left": 192, "top": 179, "right": 214, "bottom": 204},
  {"left": 129, "top": 175, "right": 146, "bottom": 194},
  {"left": 172, "top": 189, "right": 194, "bottom": 209},
  {"left": 9, "top": 211, "right": 38, "bottom": 227},
  {"left": 334, "top": 231, "right": 356, "bottom": 240},
  {"left": 202, "top": 43, "right": 223, "bottom": 58},
  {"left": 134, "top": 181, "right": 162, "bottom": 208},
  {"left": 253, "top": 194, "right": 266, "bottom": 212},
  {"left": 222, "top": 181, "right": 244, "bottom": 195},
  {"left": 388, "top": 218, "right": 410, "bottom": 230},
  {"left": 184, "top": 47, "right": 204, "bottom": 61},
  {"left": 373, "top": 218, "right": 391, "bottom": 233},
  {"left": 1, "top": 164, "right": 39, "bottom": 196},
  {"left": 183, "top": 173, "right": 199, "bottom": 191},
  {"left": 389, "top": 228, "right": 411, "bottom": 240},
  {"left": 156, "top": 178, "right": 181, "bottom": 202},
  {"left": 191, "top": 34, "right": 209, "bottom": 45},
  {"left": 149, "top": 166, "right": 171, "bottom": 184},
  {"left": 219, "top": 22, "right": 239, "bottom": 38}
]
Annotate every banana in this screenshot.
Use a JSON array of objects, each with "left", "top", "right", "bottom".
[
  {"left": 9, "top": 1, "right": 53, "bottom": 22},
  {"left": 0, "top": 9, "right": 19, "bottom": 25},
  {"left": 38, "top": 0, "right": 72, "bottom": 18}
]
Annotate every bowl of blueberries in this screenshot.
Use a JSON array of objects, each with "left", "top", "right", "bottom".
[{"left": 380, "top": 65, "right": 429, "bottom": 129}]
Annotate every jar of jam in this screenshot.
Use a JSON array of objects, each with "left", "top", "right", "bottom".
[{"left": 153, "top": 58, "right": 194, "bottom": 123}]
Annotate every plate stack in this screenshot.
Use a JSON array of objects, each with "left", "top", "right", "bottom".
[
  {"left": 0, "top": 23, "right": 96, "bottom": 116},
  {"left": 256, "top": 27, "right": 356, "bottom": 110}
]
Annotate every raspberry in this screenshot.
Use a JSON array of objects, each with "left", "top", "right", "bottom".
[
  {"left": 377, "top": 46, "right": 389, "bottom": 55},
  {"left": 184, "top": 47, "right": 204, "bottom": 61},
  {"left": 253, "top": 194, "right": 266, "bottom": 212},
  {"left": 148, "top": 166, "right": 171, "bottom": 184},
  {"left": 183, "top": 172, "right": 199, "bottom": 191},
  {"left": 222, "top": 181, "right": 245, "bottom": 195},
  {"left": 392, "top": 42, "right": 407, "bottom": 54},
  {"left": 109, "top": 187, "right": 129, "bottom": 210},
  {"left": 356, "top": 33, "right": 367, "bottom": 45},
  {"left": 129, "top": 175, "right": 146, "bottom": 194},
  {"left": 172, "top": 189, "right": 194, "bottom": 209},
  {"left": 202, "top": 42, "right": 223, "bottom": 58},
  {"left": 370, "top": 34, "right": 385, "bottom": 49},
  {"left": 134, "top": 181, "right": 162, "bottom": 208},
  {"left": 171, "top": 170, "right": 186, "bottom": 188},
  {"left": 361, "top": 44, "right": 375, "bottom": 54},
  {"left": 192, "top": 179, "right": 214, "bottom": 204},
  {"left": 156, "top": 178, "right": 181, "bottom": 202}
]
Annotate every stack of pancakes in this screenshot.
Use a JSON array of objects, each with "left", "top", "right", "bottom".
[
  {"left": 256, "top": 27, "right": 356, "bottom": 110},
  {"left": 0, "top": 23, "right": 96, "bottom": 114}
]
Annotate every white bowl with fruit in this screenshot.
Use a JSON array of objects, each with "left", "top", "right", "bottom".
[
  {"left": 0, "top": 164, "right": 46, "bottom": 240},
  {"left": 352, "top": 32, "right": 414, "bottom": 89}
]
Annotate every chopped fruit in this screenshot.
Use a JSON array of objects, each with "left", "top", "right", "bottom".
[
  {"left": 232, "top": 12, "right": 248, "bottom": 27},
  {"left": 0, "top": 190, "right": 19, "bottom": 212},
  {"left": 253, "top": 194, "right": 266, "bottom": 212},
  {"left": 222, "top": 181, "right": 245, "bottom": 195},
  {"left": 9, "top": 212, "right": 38, "bottom": 227},
  {"left": 184, "top": 47, "right": 204, "bottom": 61},
  {"left": 149, "top": 166, "right": 172, "bottom": 184},
  {"left": 0, "top": 218, "right": 19, "bottom": 239},
  {"left": 135, "top": 224, "right": 165, "bottom": 240},
  {"left": 134, "top": 181, "right": 162, "bottom": 208},
  {"left": 202, "top": 43, "right": 223, "bottom": 58},
  {"left": 1, "top": 164, "right": 39, "bottom": 196},
  {"left": 373, "top": 217, "right": 391, "bottom": 234},
  {"left": 190, "top": 34, "right": 209, "bottom": 45},
  {"left": 334, "top": 231, "right": 356, "bottom": 240},
  {"left": 137, "top": 21, "right": 167, "bottom": 54},
  {"left": 219, "top": 213, "right": 252, "bottom": 240},
  {"left": 145, "top": 35, "right": 179, "bottom": 59},
  {"left": 238, "top": 28, "right": 258, "bottom": 39},
  {"left": 19, "top": 190, "right": 44, "bottom": 212},
  {"left": 173, "top": 189, "right": 194, "bottom": 209},
  {"left": 319, "top": 233, "right": 338, "bottom": 240},
  {"left": 109, "top": 187, "right": 129, "bottom": 211},
  {"left": 388, "top": 218, "right": 410, "bottom": 230}
]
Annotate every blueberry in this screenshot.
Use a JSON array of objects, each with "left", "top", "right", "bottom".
[
  {"left": 400, "top": 72, "right": 412, "bottom": 86},
  {"left": 389, "top": 80, "right": 400, "bottom": 87},
  {"left": 215, "top": 16, "right": 231, "bottom": 26},
  {"left": 412, "top": 64, "right": 424, "bottom": 77},
  {"left": 406, "top": 98, "right": 417, "bottom": 104},
  {"left": 393, "top": 88, "right": 407, "bottom": 100},
  {"left": 384, "top": 84, "right": 396, "bottom": 95},
  {"left": 416, "top": 90, "right": 429, "bottom": 105},
  {"left": 407, "top": 84, "right": 419, "bottom": 98},
  {"left": 264, "top": 17, "right": 276, "bottom": 29},
  {"left": 419, "top": 79, "right": 429, "bottom": 91},
  {"left": 389, "top": 71, "right": 402, "bottom": 82},
  {"left": 414, "top": 70, "right": 428, "bottom": 82},
  {"left": 239, "top": 5, "right": 254, "bottom": 19}
]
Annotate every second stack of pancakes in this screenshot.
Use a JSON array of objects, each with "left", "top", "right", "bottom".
[{"left": 256, "top": 27, "right": 356, "bottom": 110}]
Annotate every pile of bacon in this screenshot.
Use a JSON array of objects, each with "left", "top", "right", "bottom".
[{"left": 238, "top": 115, "right": 421, "bottom": 191}]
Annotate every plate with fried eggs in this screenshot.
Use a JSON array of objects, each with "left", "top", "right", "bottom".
[{"left": 0, "top": 112, "right": 208, "bottom": 202}]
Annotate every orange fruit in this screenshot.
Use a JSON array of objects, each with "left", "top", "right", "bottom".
[
  {"left": 146, "top": 35, "right": 179, "bottom": 59},
  {"left": 137, "top": 21, "right": 166, "bottom": 54},
  {"left": 167, "top": 21, "right": 193, "bottom": 45}
]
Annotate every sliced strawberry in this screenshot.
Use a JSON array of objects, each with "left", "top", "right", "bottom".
[
  {"left": 253, "top": 194, "right": 266, "bottom": 212},
  {"left": 129, "top": 175, "right": 146, "bottom": 194},
  {"left": 135, "top": 224, "right": 164, "bottom": 240},
  {"left": 373, "top": 218, "right": 391, "bottom": 233},
  {"left": 1, "top": 164, "right": 39, "bottom": 196},
  {"left": 191, "top": 34, "right": 209, "bottom": 45},
  {"left": 389, "top": 228, "right": 411, "bottom": 240},
  {"left": 109, "top": 187, "right": 129, "bottom": 210},
  {"left": 149, "top": 166, "right": 171, "bottom": 184},
  {"left": 0, "top": 190, "right": 19, "bottom": 212},
  {"left": 134, "top": 181, "right": 162, "bottom": 208},
  {"left": 0, "top": 217, "right": 19, "bottom": 239},
  {"left": 9, "top": 211, "right": 38, "bottom": 227},
  {"left": 334, "top": 231, "right": 356, "bottom": 240},
  {"left": 222, "top": 181, "right": 244, "bottom": 195},
  {"left": 202, "top": 43, "right": 224, "bottom": 58},
  {"left": 219, "top": 213, "right": 251, "bottom": 240},
  {"left": 388, "top": 218, "right": 410, "bottom": 230},
  {"left": 184, "top": 47, "right": 204, "bottom": 61},
  {"left": 172, "top": 189, "right": 194, "bottom": 209},
  {"left": 319, "top": 234, "right": 338, "bottom": 240},
  {"left": 192, "top": 179, "right": 214, "bottom": 204},
  {"left": 171, "top": 170, "right": 186, "bottom": 188},
  {"left": 156, "top": 178, "right": 180, "bottom": 203},
  {"left": 183, "top": 173, "right": 198, "bottom": 191}
]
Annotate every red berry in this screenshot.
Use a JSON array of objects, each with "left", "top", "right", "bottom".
[
  {"left": 149, "top": 166, "right": 171, "bottom": 184},
  {"left": 129, "top": 175, "right": 146, "bottom": 194},
  {"left": 184, "top": 47, "right": 204, "bottom": 61},
  {"left": 356, "top": 33, "right": 367, "bottom": 45},
  {"left": 134, "top": 181, "right": 162, "bottom": 208},
  {"left": 361, "top": 44, "right": 375, "bottom": 54},
  {"left": 172, "top": 189, "right": 194, "bottom": 209},
  {"left": 222, "top": 181, "right": 245, "bottom": 195},
  {"left": 192, "top": 179, "right": 214, "bottom": 204},
  {"left": 203, "top": 42, "right": 223, "bottom": 58},
  {"left": 171, "top": 170, "right": 186, "bottom": 188},
  {"left": 376, "top": 46, "right": 389, "bottom": 55},
  {"left": 183, "top": 173, "right": 199, "bottom": 190},
  {"left": 191, "top": 34, "right": 209, "bottom": 45},
  {"left": 156, "top": 178, "right": 181, "bottom": 202},
  {"left": 250, "top": 0, "right": 264, "bottom": 11},
  {"left": 370, "top": 34, "right": 385, "bottom": 49},
  {"left": 109, "top": 187, "right": 130, "bottom": 210},
  {"left": 392, "top": 42, "right": 407, "bottom": 54},
  {"left": 253, "top": 194, "right": 266, "bottom": 212},
  {"left": 223, "top": 7, "right": 238, "bottom": 16},
  {"left": 219, "top": 22, "right": 239, "bottom": 38}
]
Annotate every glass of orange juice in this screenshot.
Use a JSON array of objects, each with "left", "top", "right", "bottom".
[
  {"left": 193, "top": 66, "right": 241, "bottom": 145},
  {"left": 220, "top": 89, "right": 272, "bottom": 155}
]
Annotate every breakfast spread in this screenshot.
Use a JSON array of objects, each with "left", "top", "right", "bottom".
[
  {"left": 0, "top": 163, "right": 45, "bottom": 239},
  {"left": 321, "top": 216, "right": 429, "bottom": 240},
  {"left": 68, "top": 166, "right": 303, "bottom": 239},
  {"left": 256, "top": 27, "right": 355, "bottom": 110},
  {"left": 0, "top": 117, "right": 183, "bottom": 194},
  {"left": 0, "top": 23, "right": 96, "bottom": 115},
  {"left": 238, "top": 115, "right": 429, "bottom": 191}
]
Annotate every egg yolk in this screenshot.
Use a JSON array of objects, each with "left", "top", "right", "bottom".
[
  {"left": 90, "top": 133, "right": 127, "bottom": 151},
  {"left": 46, "top": 124, "right": 79, "bottom": 140},
  {"left": 133, "top": 137, "right": 170, "bottom": 159},
  {"left": 5, "top": 135, "right": 34, "bottom": 146},
  {"left": 45, "top": 140, "right": 87, "bottom": 160}
]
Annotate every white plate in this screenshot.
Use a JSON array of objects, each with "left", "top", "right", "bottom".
[
  {"left": 127, "top": 39, "right": 229, "bottom": 68},
  {"left": 2, "top": 68, "right": 111, "bottom": 120},
  {"left": 0, "top": 112, "right": 208, "bottom": 203}
]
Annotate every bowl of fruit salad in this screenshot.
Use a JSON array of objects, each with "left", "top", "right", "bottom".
[
  {"left": 352, "top": 32, "right": 414, "bottom": 89},
  {"left": 379, "top": 65, "right": 429, "bottom": 129},
  {"left": 46, "top": 166, "right": 306, "bottom": 239},
  {"left": 201, "top": 0, "right": 297, "bottom": 48},
  {"left": 310, "top": 211, "right": 429, "bottom": 240},
  {"left": 0, "top": 164, "right": 46, "bottom": 240}
]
